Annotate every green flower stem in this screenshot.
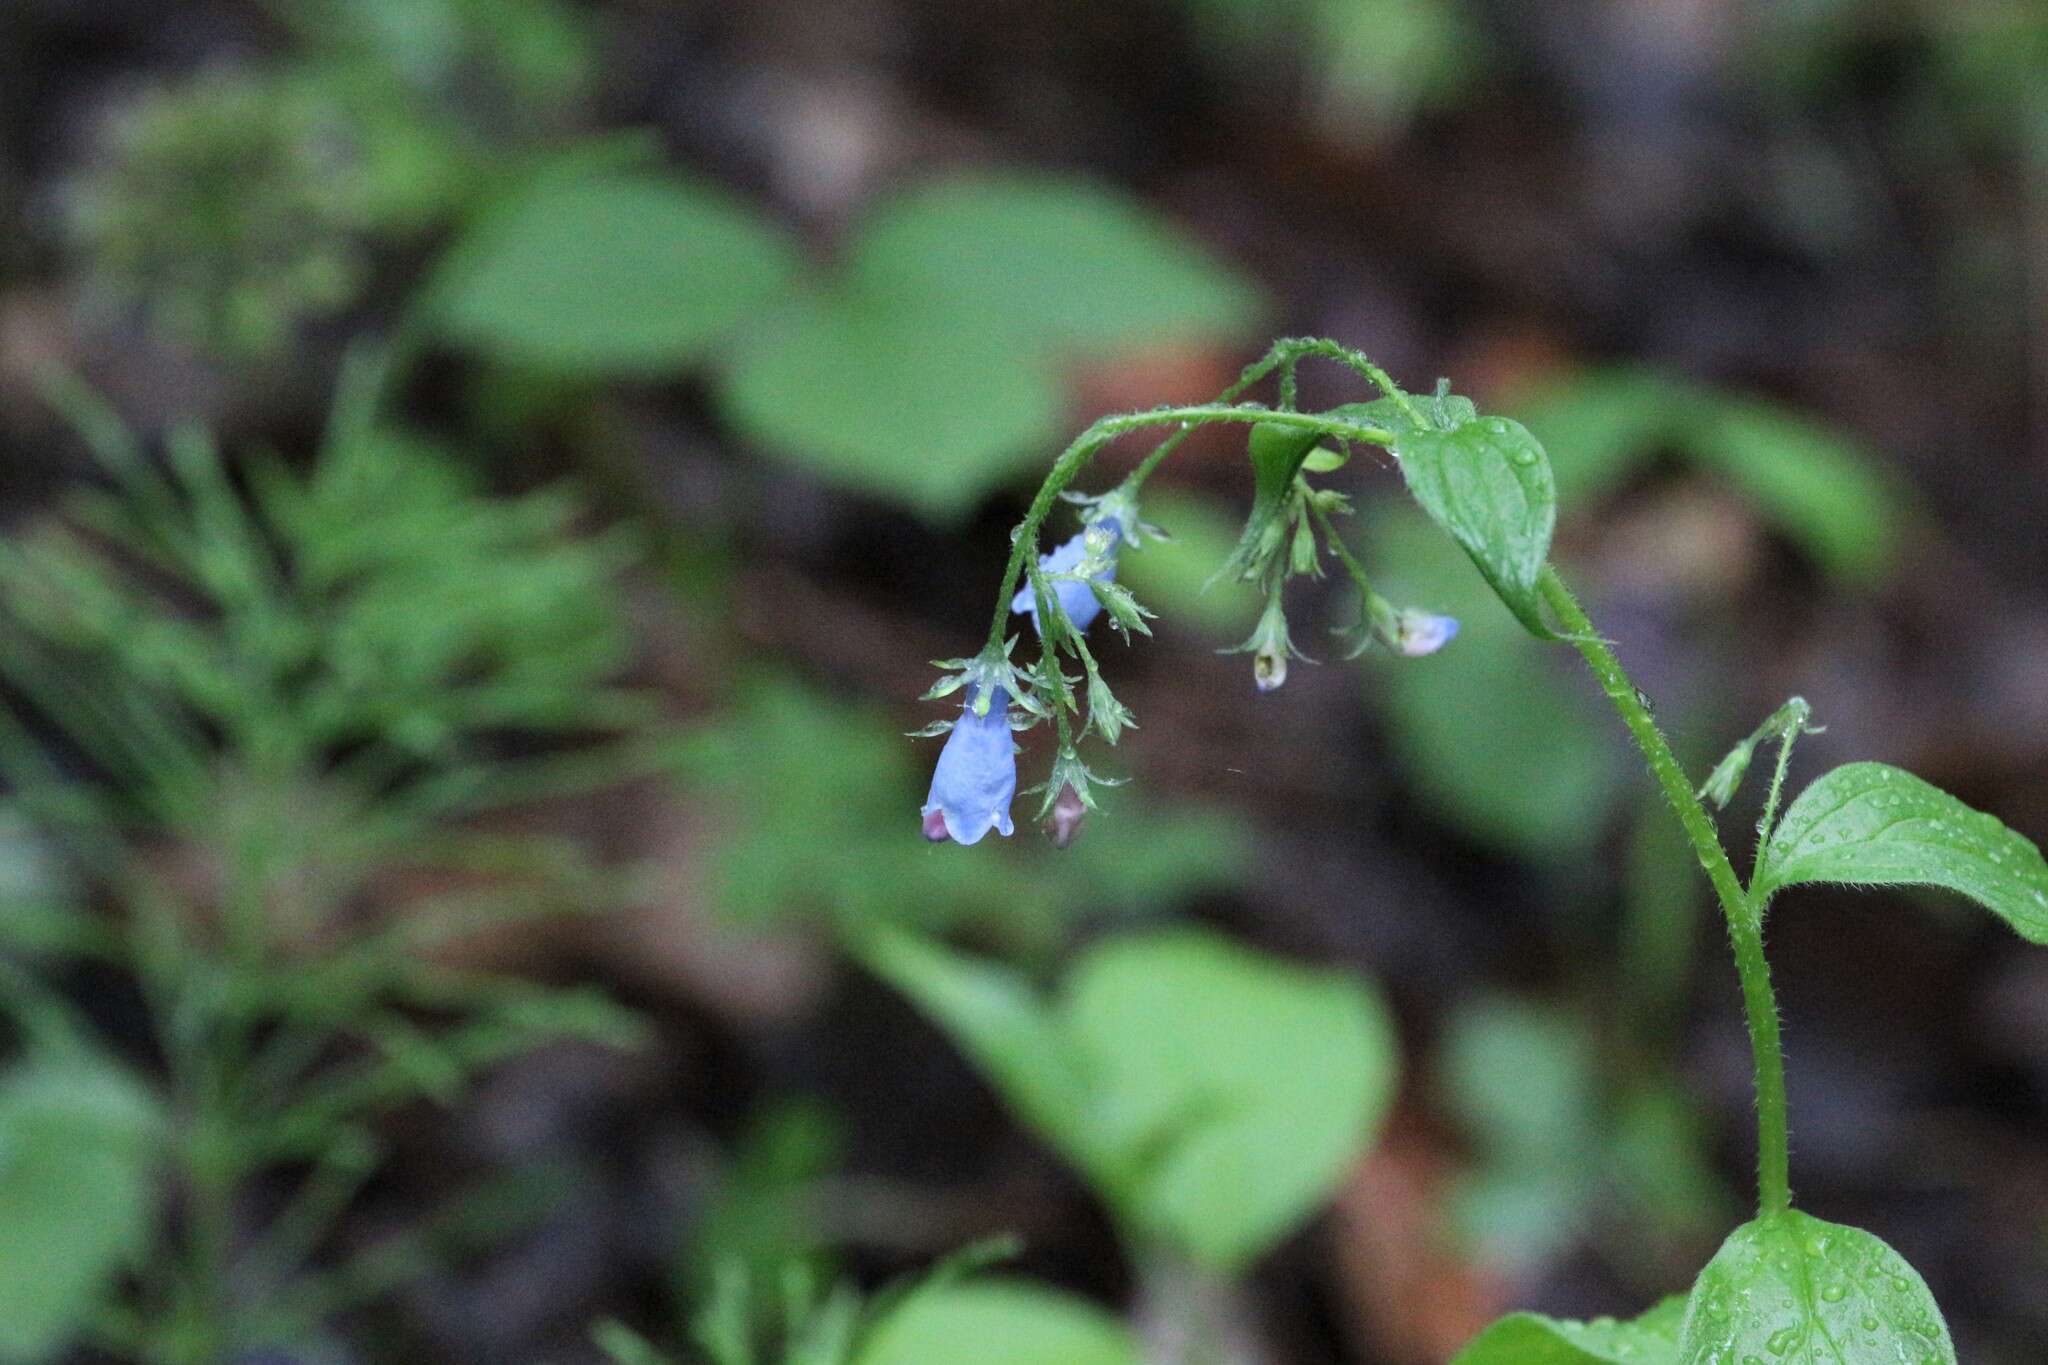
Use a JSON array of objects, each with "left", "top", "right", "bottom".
[
  {"left": 1538, "top": 566, "right": 1792, "bottom": 1216},
  {"left": 1125, "top": 336, "right": 1414, "bottom": 492},
  {"left": 1755, "top": 717, "right": 1801, "bottom": 855},
  {"left": 985, "top": 402, "right": 1396, "bottom": 653}
]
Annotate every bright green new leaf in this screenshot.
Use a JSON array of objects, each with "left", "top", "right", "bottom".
[
  {"left": 1452, "top": 1295, "right": 1684, "bottom": 1365},
  {"left": 433, "top": 171, "right": 799, "bottom": 374},
  {"left": 1753, "top": 761, "right": 2048, "bottom": 942},
  {"left": 856, "top": 1280, "right": 1139, "bottom": 1365},
  {"left": 1059, "top": 930, "right": 1395, "bottom": 1269},
  {"left": 0, "top": 1057, "right": 161, "bottom": 1357},
  {"left": 861, "top": 928, "right": 1395, "bottom": 1271},
  {"left": 1395, "top": 416, "right": 1559, "bottom": 638},
  {"left": 718, "top": 292, "right": 1064, "bottom": 523},
  {"left": 1678, "top": 1210, "right": 1954, "bottom": 1365},
  {"left": 848, "top": 176, "right": 1262, "bottom": 353}
]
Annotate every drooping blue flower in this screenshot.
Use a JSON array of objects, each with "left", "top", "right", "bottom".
[
  {"left": 920, "top": 684, "right": 1017, "bottom": 845},
  {"left": 1011, "top": 518, "right": 1122, "bottom": 635},
  {"left": 1392, "top": 609, "right": 1459, "bottom": 657}
]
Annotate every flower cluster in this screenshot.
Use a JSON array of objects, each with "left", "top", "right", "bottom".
[{"left": 915, "top": 356, "right": 1467, "bottom": 848}]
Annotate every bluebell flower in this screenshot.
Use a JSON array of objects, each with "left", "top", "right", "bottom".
[
  {"left": 1011, "top": 518, "right": 1123, "bottom": 636},
  {"left": 920, "top": 684, "right": 1017, "bottom": 845},
  {"left": 1392, "top": 609, "right": 1459, "bottom": 657}
]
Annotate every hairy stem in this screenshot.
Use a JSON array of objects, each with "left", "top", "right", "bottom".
[
  {"left": 1538, "top": 567, "right": 1792, "bottom": 1216},
  {"left": 985, "top": 403, "right": 1396, "bottom": 653}
]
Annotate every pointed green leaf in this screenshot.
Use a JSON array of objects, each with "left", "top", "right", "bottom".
[
  {"left": 1753, "top": 762, "right": 2048, "bottom": 942},
  {"left": 1060, "top": 930, "right": 1396, "bottom": 1270},
  {"left": 1395, "top": 416, "right": 1558, "bottom": 638},
  {"left": 1452, "top": 1296, "right": 1684, "bottom": 1364},
  {"left": 1678, "top": 1210, "right": 1954, "bottom": 1364},
  {"left": 852, "top": 929, "right": 1101, "bottom": 1173},
  {"left": 863, "top": 928, "right": 1395, "bottom": 1272}
]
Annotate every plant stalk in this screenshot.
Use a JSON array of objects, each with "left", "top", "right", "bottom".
[{"left": 1538, "top": 567, "right": 1792, "bottom": 1216}]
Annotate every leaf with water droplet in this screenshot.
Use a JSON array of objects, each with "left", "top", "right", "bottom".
[
  {"left": 1753, "top": 762, "right": 2048, "bottom": 943},
  {"left": 1394, "top": 415, "right": 1559, "bottom": 638},
  {"left": 1451, "top": 1296, "right": 1684, "bottom": 1364},
  {"left": 1677, "top": 1210, "right": 1955, "bottom": 1365}
]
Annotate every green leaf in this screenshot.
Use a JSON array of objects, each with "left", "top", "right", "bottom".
[
  {"left": 0, "top": 1057, "right": 161, "bottom": 1357},
  {"left": 853, "top": 929, "right": 1101, "bottom": 1171},
  {"left": 1059, "top": 930, "right": 1396, "bottom": 1269},
  {"left": 1753, "top": 761, "right": 2048, "bottom": 942},
  {"left": 848, "top": 176, "right": 1262, "bottom": 353},
  {"left": 1216, "top": 421, "right": 1322, "bottom": 582},
  {"left": 1453, "top": 1296, "right": 1684, "bottom": 1365},
  {"left": 1692, "top": 399, "right": 1894, "bottom": 583},
  {"left": 1678, "top": 1210, "right": 1954, "bottom": 1365},
  {"left": 433, "top": 171, "right": 799, "bottom": 375},
  {"left": 862, "top": 928, "right": 1395, "bottom": 1271},
  {"left": 718, "top": 292, "right": 1064, "bottom": 522},
  {"left": 1395, "top": 415, "right": 1559, "bottom": 637},
  {"left": 855, "top": 1280, "right": 1140, "bottom": 1365}
]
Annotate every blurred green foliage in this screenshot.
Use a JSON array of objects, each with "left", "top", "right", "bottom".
[
  {"left": 431, "top": 168, "right": 1265, "bottom": 520},
  {"left": 598, "top": 1236, "right": 1142, "bottom": 1365},
  {"left": 0, "top": 362, "right": 656, "bottom": 1356},
  {"left": 63, "top": 69, "right": 383, "bottom": 360},
  {"left": 1516, "top": 368, "right": 1897, "bottom": 582},
  {"left": 1180, "top": 0, "right": 1482, "bottom": 139},
  {"left": 62, "top": 0, "right": 598, "bottom": 360},
  {"left": 677, "top": 678, "right": 1249, "bottom": 945},
  {"left": 433, "top": 170, "right": 801, "bottom": 376},
  {"left": 0, "top": 1054, "right": 161, "bottom": 1358},
  {"left": 861, "top": 926, "right": 1397, "bottom": 1271}
]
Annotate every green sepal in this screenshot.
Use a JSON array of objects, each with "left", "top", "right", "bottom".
[{"left": 1088, "top": 580, "right": 1155, "bottom": 640}]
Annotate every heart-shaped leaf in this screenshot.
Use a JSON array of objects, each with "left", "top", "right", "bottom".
[
  {"left": 1753, "top": 762, "right": 2048, "bottom": 943},
  {"left": 1395, "top": 416, "right": 1558, "bottom": 638},
  {"left": 1452, "top": 1295, "right": 1683, "bottom": 1364},
  {"left": 432, "top": 171, "right": 799, "bottom": 375},
  {"left": 859, "top": 927, "right": 1395, "bottom": 1271},
  {"left": 1677, "top": 1210, "right": 1954, "bottom": 1364}
]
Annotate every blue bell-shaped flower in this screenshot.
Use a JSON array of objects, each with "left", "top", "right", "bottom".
[{"left": 919, "top": 684, "right": 1017, "bottom": 845}]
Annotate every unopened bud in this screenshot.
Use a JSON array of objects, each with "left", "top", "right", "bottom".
[
  {"left": 921, "top": 808, "right": 951, "bottom": 842},
  {"left": 1045, "top": 783, "right": 1088, "bottom": 848},
  {"left": 1254, "top": 643, "right": 1288, "bottom": 692},
  {"left": 1392, "top": 609, "right": 1459, "bottom": 657}
]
